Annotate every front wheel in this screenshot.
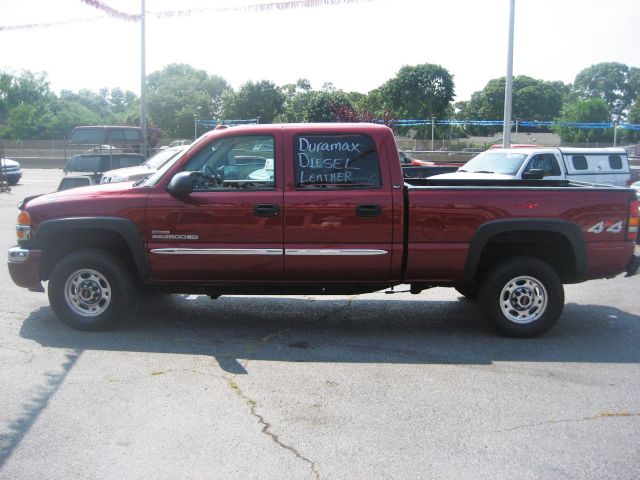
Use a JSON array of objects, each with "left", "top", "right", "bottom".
[
  {"left": 48, "top": 249, "right": 134, "bottom": 331},
  {"left": 478, "top": 257, "right": 564, "bottom": 337}
]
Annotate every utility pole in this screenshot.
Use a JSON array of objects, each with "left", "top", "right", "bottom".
[
  {"left": 502, "top": 0, "right": 515, "bottom": 148},
  {"left": 140, "top": 0, "right": 147, "bottom": 157},
  {"left": 431, "top": 117, "right": 435, "bottom": 151}
]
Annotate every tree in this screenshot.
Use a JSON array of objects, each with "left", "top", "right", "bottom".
[
  {"left": 622, "top": 96, "right": 640, "bottom": 142},
  {"left": 222, "top": 80, "right": 284, "bottom": 124},
  {"left": 554, "top": 98, "right": 611, "bottom": 144},
  {"left": 59, "top": 89, "right": 113, "bottom": 121},
  {"left": 0, "top": 70, "right": 57, "bottom": 139},
  {"left": 42, "top": 99, "right": 102, "bottom": 138},
  {"left": 573, "top": 62, "right": 638, "bottom": 121},
  {"left": 302, "top": 90, "right": 352, "bottom": 122},
  {"left": 460, "top": 76, "right": 564, "bottom": 133},
  {"left": 147, "top": 64, "right": 230, "bottom": 137},
  {"left": 628, "top": 97, "right": 640, "bottom": 125},
  {"left": 378, "top": 63, "right": 454, "bottom": 121}
]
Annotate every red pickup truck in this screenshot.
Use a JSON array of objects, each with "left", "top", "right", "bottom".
[{"left": 8, "top": 124, "right": 640, "bottom": 337}]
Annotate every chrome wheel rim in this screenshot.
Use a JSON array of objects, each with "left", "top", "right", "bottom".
[
  {"left": 64, "top": 269, "right": 112, "bottom": 317},
  {"left": 499, "top": 275, "right": 547, "bottom": 324}
]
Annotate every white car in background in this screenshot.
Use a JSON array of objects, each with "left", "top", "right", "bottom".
[
  {"left": 1, "top": 158, "right": 23, "bottom": 185},
  {"left": 101, "top": 145, "right": 189, "bottom": 183}
]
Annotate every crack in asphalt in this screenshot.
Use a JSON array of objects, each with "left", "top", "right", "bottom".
[
  {"left": 202, "top": 295, "right": 361, "bottom": 477},
  {"left": 239, "top": 294, "right": 359, "bottom": 370},
  {"left": 223, "top": 375, "right": 320, "bottom": 480},
  {"left": 311, "top": 295, "right": 359, "bottom": 324},
  {"left": 496, "top": 411, "right": 640, "bottom": 433}
]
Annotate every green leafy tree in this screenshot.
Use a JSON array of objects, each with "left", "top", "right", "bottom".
[
  {"left": 3, "top": 104, "right": 44, "bottom": 139},
  {"left": 147, "top": 64, "right": 230, "bottom": 137},
  {"left": 222, "top": 80, "right": 285, "bottom": 124},
  {"left": 379, "top": 63, "right": 454, "bottom": 120},
  {"left": 302, "top": 90, "right": 352, "bottom": 122},
  {"left": 573, "top": 62, "right": 638, "bottom": 121},
  {"left": 621, "top": 96, "right": 640, "bottom": 142},
  {"left": 42, "top": 99, "right": 102, "bottom": 138},
  {"left": 374, "top": 63, "right": 454, "bottom": 139},
  {"left": 628, "top": 97, "right": 640, "bottom": 125},
  {"left": 554, "top": 98, "right": 611, "bottom": 144},
  {"left": 0, "top": 70, "right": 56, "bottom": 139},
  {"left": 277, "top": 78, "right": 314, "bottom": 122},
  {"left": 59, "top": 89, "right": 113, "bottom": 121},
  {"left": 105, "top": 87, "right": 137, "bottom": 115},
  {"left": 460, "top": 76, "right": 565, "bottom": 135}
]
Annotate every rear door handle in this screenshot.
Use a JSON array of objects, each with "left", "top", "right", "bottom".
[
  {"left": 255, "top": 204, "right": 280, "bottom": 217},
  {"left": 356, "top": 204, "right": 382, "bottom": 217}
]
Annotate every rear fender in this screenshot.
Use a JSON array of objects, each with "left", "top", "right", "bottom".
[{"left": 464, "top": 219, "right": 586, "bottom": 284}]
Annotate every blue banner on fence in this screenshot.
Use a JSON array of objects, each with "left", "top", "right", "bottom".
[
  {"left": 196, "top": 119, "right": 259, "bottom": 127},
  {"left": 379, "top": 119, "right": 640, "bottom": 130}
]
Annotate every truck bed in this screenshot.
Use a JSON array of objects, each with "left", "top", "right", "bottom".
[{"left": 404, "top": 182, "right": 636, "bottom": 284}]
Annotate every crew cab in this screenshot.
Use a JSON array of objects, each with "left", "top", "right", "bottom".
[
  {"left": 433, "top": 147, "right": 631, "bottom": 186},
  {"left": 8, "top": 124, "right": 640, "bottom": 337}
]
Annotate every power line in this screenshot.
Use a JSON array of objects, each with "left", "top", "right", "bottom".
[
  {"left": 0, "top": 0, "right": 371, "bottom": 31},
  {"left": 79, "top": 0, "right": 139, "bottom": 21}
]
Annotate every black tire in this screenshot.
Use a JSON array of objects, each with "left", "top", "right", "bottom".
[
  {"left": 7, "top": 178, "right": 19, "bottom": 186},
  {"left": 455, "top": 286, "right": 478, "bottom": 300},
  {"left": 478, "top": 257, "right": 564, "bottom": 337},
  {"left": 48, "top": 249, "right": 134, "bottom": 331}
]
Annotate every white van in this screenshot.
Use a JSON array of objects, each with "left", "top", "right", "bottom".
[{"left": 432, "top": 147, "right": 631, "bottom": 187}]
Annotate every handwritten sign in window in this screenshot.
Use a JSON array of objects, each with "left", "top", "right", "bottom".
[{"left": 294, "top": 134, "right": 381, "bottom": 189}]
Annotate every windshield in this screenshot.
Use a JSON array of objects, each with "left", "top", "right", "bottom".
[
  {"left": 64, "top": 155, "right": 103, "bottom": 173},
  {"left": 138, "top": 136, "right": 206, "bottom": 187},
  {"left": 460, "top": 151, "right": 528, "bottom": 175},
  {"left": 145, "top": 148, "right": 184, "bottom": 169}
]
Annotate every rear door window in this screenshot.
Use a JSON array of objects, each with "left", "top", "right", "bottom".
[{"left": 294, "top": 134, "right": 381, "bottom": 189}]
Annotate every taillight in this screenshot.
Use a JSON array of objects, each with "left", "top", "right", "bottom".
[
  {"left": 16, "top": 210, "right": 31, "bottom": 241},
  {"left": 627, "top": 199, "right": 639, "bottom": 241}
]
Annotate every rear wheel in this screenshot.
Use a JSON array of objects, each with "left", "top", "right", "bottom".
[
  {"left": 48, "top": 249, "right": 134, "bottom": 331},
  {"left": 478, "top": 257, "right": 564, "bottom": 337}
]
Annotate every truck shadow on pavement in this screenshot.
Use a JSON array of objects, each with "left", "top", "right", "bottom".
[
  {"left": 19, "top": 294, "right": 640, "bottom": 372},
  {"left": 4, "top": 295, "right": 637, "bottom": 467}
]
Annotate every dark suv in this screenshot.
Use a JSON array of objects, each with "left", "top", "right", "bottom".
[{"left": 58, "top": 153, "right": 145, "bottom": 191}]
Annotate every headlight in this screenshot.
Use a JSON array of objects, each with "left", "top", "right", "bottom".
[{"left": 16, "top": 211, "right": 31, "bottom": 241}]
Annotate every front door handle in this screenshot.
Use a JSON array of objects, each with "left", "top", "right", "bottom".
[
  {"left": 255, "top": 204, "right": 280, "bottom": 217},
  {"left": 356, "top": 204, "right": 382, "bottom": 218}
]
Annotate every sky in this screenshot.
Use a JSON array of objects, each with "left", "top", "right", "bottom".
[{"left": 1, "top": 0, "right": 639, "bottom": 102}]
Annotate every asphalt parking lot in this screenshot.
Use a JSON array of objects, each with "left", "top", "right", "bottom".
[{"left": 0, "top": 169, "right": 639, "bottom": 479}]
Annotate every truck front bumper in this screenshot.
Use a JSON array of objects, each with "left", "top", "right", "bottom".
[
  {"left": 7, "top": 246, "right": 44, "bottom": 292},
  {"left": 625, "top": 244, "right": 640, "bottom": 277}
]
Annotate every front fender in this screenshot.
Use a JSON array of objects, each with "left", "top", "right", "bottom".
[{"left": 32, "top": 216, "right": 149, "bottom": 281}]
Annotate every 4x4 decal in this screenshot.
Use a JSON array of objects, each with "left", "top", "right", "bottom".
[{"left": 587, "top": 220, "right": 624, "bottom": 234}]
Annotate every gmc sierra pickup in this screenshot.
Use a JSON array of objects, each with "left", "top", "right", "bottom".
[{"left": 8, "top": 124, "right": 640, "bottom": 337}]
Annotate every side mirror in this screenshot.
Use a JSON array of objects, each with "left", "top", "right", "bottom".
[
  {"left": 522, "top": 168, "right": 544, "bottom": 180},
  {"left": 167, "top": 171, "right": 194, "bottom": 195}
]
